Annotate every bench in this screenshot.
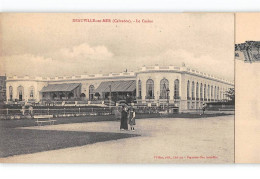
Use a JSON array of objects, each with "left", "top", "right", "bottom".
[{"left": 34, "top": 115, "right": 56, "bottom": 126}]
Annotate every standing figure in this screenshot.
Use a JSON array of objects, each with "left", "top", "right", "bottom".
[
  {"left": 114, "top": 107, "right": 121, "bottom": 121},
  {"left": 120, "top": 106, "right": 128, "bottom": 130},
  {"left": 29, "top": 105, "right": 34, "bottom": 118},
  {"left": 129, "top": 108, "right": 136, "bottom": 131},
  {"left": 21, "top": 105, "right": 26, "bottom": 116},
  {"left": 202, "top": 103, "right": 207, "bottom": 115}
]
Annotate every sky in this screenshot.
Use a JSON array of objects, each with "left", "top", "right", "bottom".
[{"left": 0, "top": 13, "right": 234, "bottom": 81}]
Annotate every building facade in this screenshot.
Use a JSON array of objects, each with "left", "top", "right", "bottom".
[
  {"left": 0, "top": 76, "right": 6, "bottom": 103},
  {"left": 5, "top": 65, "right": 234, "bottom": 111}
]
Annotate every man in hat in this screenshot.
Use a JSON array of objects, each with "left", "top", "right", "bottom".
[{"left": 201, "top": 103, "right": 207, "bottom": 115}]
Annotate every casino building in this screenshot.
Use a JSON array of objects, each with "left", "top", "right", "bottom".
[{"left": 5, "top": 64, "right": 234, "bottom": 111}]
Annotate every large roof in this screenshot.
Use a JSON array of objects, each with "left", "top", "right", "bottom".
[
  {"left": 95, "top": 80, "right": 136, "bottom": 93},
  {"left": 41, "top": 83, "right": 80, "bottom": 92}
]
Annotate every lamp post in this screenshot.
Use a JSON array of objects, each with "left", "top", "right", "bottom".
[{"left": 166, "top": 88, "right": 170, "bottom": 114}]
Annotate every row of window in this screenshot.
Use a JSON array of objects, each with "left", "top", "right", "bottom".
[
  {"left": 8, "top": 86, "right": 34, "bottom": 101},
  {"left": 8, "top": 85, "right": 96, "bottom": 101},
  {"left": 187, "top": 80, "right": 226, "bottom": 100},
  {"left": 137, "top": 79, "right": 180, "bottom": 99}
]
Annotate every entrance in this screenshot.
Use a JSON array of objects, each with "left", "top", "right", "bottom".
[{"left": 19, "top": 91, "right": 23, "bottom": 101}]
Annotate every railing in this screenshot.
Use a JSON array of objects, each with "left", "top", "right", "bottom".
[
  {"left": 89, "top": 100, "right": 103, "bottom": 104},
  {"left": 0, "top": 107, "right": 112, "bottom": 119},
  {"left": 77, "top": 101, "right": 89, "bottom": 104},
  {"left": 64, "top": 101, "right": 76, "bottom": 105}
]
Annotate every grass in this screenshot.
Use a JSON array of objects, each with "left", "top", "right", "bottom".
[
  {"left": 0, "top": 112, "right": 232, "bottom": 158},
  {"left": 0, "top": 115, "right": 140, "bottom": 158},
  {"left": 0, "top": 128, "right": 139, "bottom": 158}
]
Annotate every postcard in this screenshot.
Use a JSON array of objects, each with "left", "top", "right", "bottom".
[{"left": 0, "top": 13, "right": 258, "bottom": 163}]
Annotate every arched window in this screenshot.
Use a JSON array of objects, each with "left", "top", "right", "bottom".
[
  {"left": 9, "top": 86, "right": 13, "bottom": 100},
  {"left": 214, "top": 86, "right": 217, "bottom": 100},
  {"left": 207, "top": 85, "right": 210, "bottom": 100},
  {"left": 29, "top": 86, "right": 34, "bottom": 98},
  {"left": 220, "top": 88, "right": 222, "bottom": 100},
  {"left": 191, "top": 81, "right": 195, "bottom": 100},
  {"left": 187, "top": 80, "right": 190, "bottom": 99},
  {"left": 211, "top": 86, "right": 213, "bottom": 100},
  {"left": 17, "top": 86, "right": 24, "bottom": 101},
  {"left": 160, "top": 78, "right": 169, "bottom": 99},
  {"left": 174, "top": 79, "right": 180, "bottom": 99},
  {"left": 217, "top": 87, "right": 219, "bottom": 100},
  {"left": 200, "top": 83, "right": 203, "bottom": 100},
  {"left": 138, "top": 80, "right": 142, "bottom": 98},
  {"left": 89, "top": 85, "right": 95, "bottom": 100},
  {"left": 146, "top": 79, "right": 154, "bottom": 99},
  {"left": 196, "top": 82, "right": 199, "bottom": 100},
  {"left": 204, "top": 84, "right": 207, "bottom": 100}
]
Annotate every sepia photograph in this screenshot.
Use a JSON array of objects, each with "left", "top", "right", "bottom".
[{"left": 0, "top": 13, "right": 235, "bottom": 163}]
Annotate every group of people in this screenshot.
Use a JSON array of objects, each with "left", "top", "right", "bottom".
[
  {"left": 21, "top": 105, "right": 34, "bottom": 117},
  {"left": 120, "top": 105, "right": 136, "bottom": 131}
]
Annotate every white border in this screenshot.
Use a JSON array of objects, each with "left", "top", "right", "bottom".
[
  {"left": 1, "top": 0, "right": 260, "bottom": 12},
  {"left": 1, "top": 0, "right": 260, "bottom": 179}
]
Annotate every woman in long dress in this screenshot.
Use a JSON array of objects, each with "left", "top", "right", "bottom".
[
  {"left": 129, "top": 108, "right": 136, "bottom": 131},
  {"left": 120, "top": 106, "right": 128, "bottom": 130}
]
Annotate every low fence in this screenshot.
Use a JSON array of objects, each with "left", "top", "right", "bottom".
[
  {"left": 0, "top": 105, "right": 180, "bottom": 120},
  {"left": 0, "top": 107, "right": 112, "bottom": 120}
]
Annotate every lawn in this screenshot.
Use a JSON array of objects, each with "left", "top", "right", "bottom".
[
  {"left": 0, "top": 112, "right": 232, "bottom": 158},
  {"left": 0, "top": 128, "right": 139, "bottom": 158},
  {"left": 0, "top": 115, "right": 140, "bottom": 158}
]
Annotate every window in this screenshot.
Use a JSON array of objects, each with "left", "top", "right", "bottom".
[
  {"left": 200, "top": 83, "right": 203, "bottom": 100},
  {"left": 214, "top": 86, "right": 217, "bottom": 100},
  {"left": 138, "top": 80, "right": 142, "bottom": 98},
  {"left": 217, "top": 87, "right": 219, "bottom": 100},
  {"left": 146, "top": 79, "right": 154, "bottom": 99},
  {"left": 89, "top": 85, "right": 95, "bottom": 100},
  {"left": 29, "top": 86, "right": 34, "bottom": 98},
  {"left": 196, "top": 82, "right": 199, "bottom": 100},
  {"left": 174, "top": 79, "right": 180, "bottom": 99},
  {"left": 17, "top": 86, "right": 24, "bottom": 101},
  {"left": 204, "top": 84, "right": 206, "bottom": 100},
  {"left": 160, "top": 78, "right": 169, "bottom": 99},
  {"left": 208, "top": 85, "right": 210, "bottom": 100},
  {"left": 9, "top": 86, "right": 13, "bottom": 100},
  {"left": 191, "top": 81, "right": 195, "bottom": 100},
  {"left": 187, "top": 80, "right": 190, "bottom": 99},
  {"left": 211, "top": 86, "right": 213, "bottom": 99}
]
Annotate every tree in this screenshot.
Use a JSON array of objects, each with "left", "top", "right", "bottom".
[{"left": 225, "top": 88, "right": 235, "bottom": 103}]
